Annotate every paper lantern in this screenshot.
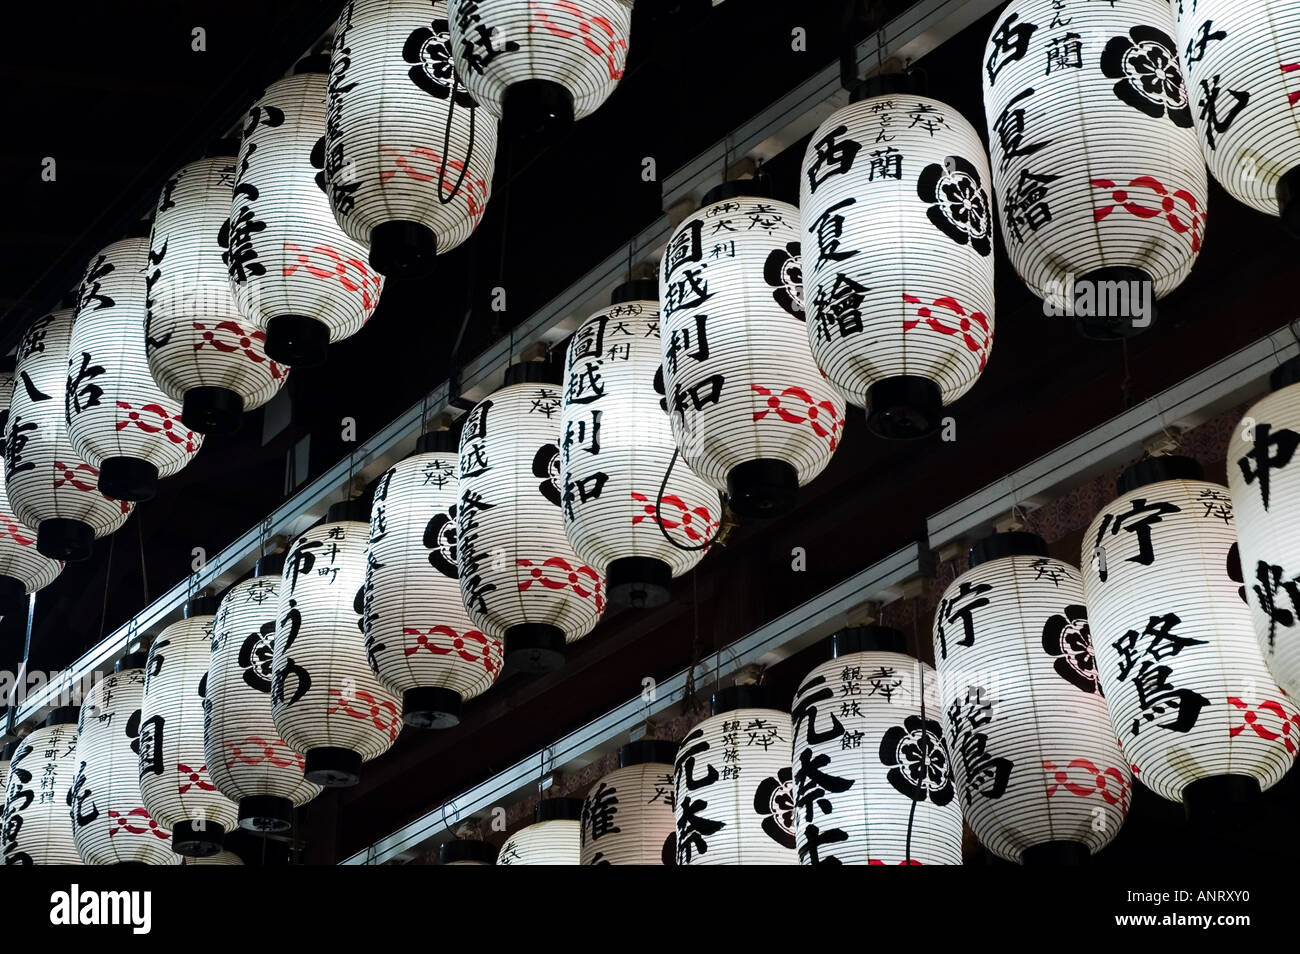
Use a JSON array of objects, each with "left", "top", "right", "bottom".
[
  {"left": 272, "top": 501, "right": 402, "bottom": 786},
  {"left": 207, "top": 554, "right": 322, "bottom": 833},
  {"left": 0, "top": 463, "right": 62, "bottom": 614},
  {"left": 580, "top": 741, "right": 678, "bottom": 865},
  {"left": 324, "top": 0, "right": 498, "bottom": 276},
  {"left": 1172, "top": 0, "right": 1300, "bottom": 233},
  {"left": 174, "top": 849, "right": 244, "bottom": 865},
  {"left": 497, "top": 798, "right": 583, "bottom": 864},
  {"left": 457, "top": 364, "right": 605, "bottom": 672},
  {"left": 364, "top": 430, "right": 503, "bottom": 728},
  {"left": 5, "top": 309, "right": 134, "bottom": 561},
  {"left": 559, "top": 281, "right": 719, "bottom": 608},
  {"left": 799, "top": 81, "right": 996, "bottom": 437},
  {"left": 447, "top": 0, "right": 633, "bottom": 135},
  {"left": 791, "top": 626, "right": 964, "bottom": 865},
  {"left": 2, "top": 707, "right": 82, "bottom": 865},
  {"left": 226, "top": 63, "right": 384, "bottom": 367},
  {"left": 139, "top": 597, "right": 239, "bottom": 856},
  {"left": 146, "top": 155, "right": 288, "bottom": 434},
  {"left": 932, "top": 532, "right": 1130, "bottom": 864},
  {"left": 982, "top": 0, "right": 1208, "bottom": 338},
  {"left": 0, "top": 743, "right": 10, "bottom": 824},
  {"left": 438, "top": 839, "right": 498, "bottom": 864},
  {"left": 1081, "top": 456, "right": 1300, "bottom": 815},
  {"left": 673, "top": 686, "right": 796, "bottom": 865},
  {"left": 71, "top": 656, "right": 175, "bottom": 865},
  {"left": 69, "top": 236, "right": 203, "bottom": 501},
  {"left": 659, "top": 182, "right": 846, "bottom": 518}
]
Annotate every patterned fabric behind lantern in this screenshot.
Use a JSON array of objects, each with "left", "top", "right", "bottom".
[
  {"left": 457, "top": 363, "right": 605, "bottom": 673},
  {"left": 1081, "top": 456, "right": 1300, "bottom": 814},
  {"left": 139, "top": 597, "right": 239, "bottom": 856},
  {"left": 272, "top": 501, "right": 402, "bottom": 787},
  {"left": 5, "top": 309, "right": 134, "bottom": 562},
  {"left": 2, "top": 708, "right": 82, "bottom": 865},
  {"left": 147, "top": 155, "right": 288, "bottom": 434},
  {"left": 673, "top": 686, "right": 796, "bottom": 865},
  {"left": 207, "top": 554, "right": 322, "bottom": 833},
  {"left": 659, "top": 182, "right": 846, "bottom": 518},
  {"left": 982, "top": 0, "right": 1208, "bottom": 338},
  {"left": 324, "top": 0, "right": 498, "bottom": 276},
  {"left": 438, "top": 839, "right": 498, "bottom": 864},
  {"left": 497, "top": 798, "right": 583, "bottom": 864},
  {"left": 1172, "top": 0, "right": 1300, "bottom": 233},
  {"left": 447, "top": 0, "right": 633, "bottom": 135},
  {"left": 364, "top": 430, "right": 503, "bottom": 729},
  {"left": 933, "top": 532, "right": 1130, "bottom": 864},
  {"left": 69, "top": 236, "right": 203, "bottom": 501},
  {"left": 0, "top": 466, "right": 62, "bottom": 614},
  {"left": 580, "top": 741, "right": 678, "bottom": 865},
  {"left": 799, "top": 82, "right": 996, "bottom": 438},
  {"left": 226, "top": 64, "right": 384, "bottom": 367},
  {"left": 560, "top": 281, "right": 719, "bottom": 608},
  {"left": 71, "top": 657, "right": 175, "bottom": 865},
  {"left": 792, "top": 626, "right": 964, "bottom": 865},
  {"left": 1229, "top": 359, "right": 1300, "bottom": 699}
]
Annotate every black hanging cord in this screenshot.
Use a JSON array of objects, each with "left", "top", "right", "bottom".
[
  {"left": 436, "top": 65, "right": 476, "bottom": 206},
  {"left": 96, "top": 533, "right": 117, "bottom": 646},
  {"left": 905, "top": 599, "right": 922, "bottom": 862},
  {"left": 654, "top": 448, "right": 720, "bottom": 552},
  {"left": 136, "top": 510, "right": 150, "bottom": 605}
]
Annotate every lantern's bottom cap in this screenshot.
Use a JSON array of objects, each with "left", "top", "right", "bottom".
[
  {"left": 171, "top": 820, "right": 226, "bottom": 857},
  {"left": 1070, "top": 267, "right": 1157, "bottom": 339},
  {"left": 265, "top": 314, "right": 327, "bottom": 368},
  {"left": 607, "top": 557, "right": 673, "bottom": 609},
  {"left": 97, "top": 456, "right": 158, "bottom": 502},
  {"left": 304, "top": 746, "right": 363, "bottom": 787},
  {"left": 867, "top": 375, "right": 942, "bottom": 440},
  {"left": 238, "top": 795, "right": 295, "bottom": 833},
  {"left": 402, "top": 686, "right": 463, "bottom": 729},
  {"left": 1020, "top": 840, "right": 1091, "bottom": 866},
  {"left": 501, "top": 78, "right": 575, "bottom": 142},
  {"left": 1280, "top": 165, "right": 1300, "bottom": 238},
  {"left": 0, "top": 575, "right": 26, "bottom": 615},
  {"left": 37, "top": 518, "right": 95, "bottom": 562},
  {"left": 183, "top": 386, "right": 245, "bottom": 435},
  {"left": 369, "top": 221, "right": 439, "bottom": 277},
  {"left": 504, "top": 623, "right": 566, "bottom": 673},
  {"left": 1183, "top": 774, "right": 1262, "bottom": 825},
  {"left": 726, "top": 459, "right": 797, "bottom": 518}
]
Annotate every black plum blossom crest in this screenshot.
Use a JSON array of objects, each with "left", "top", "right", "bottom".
[
  {"left": 880, "top": 715, "right": 954, "bottom": 805},
  {"left": 917, "top": 156, "right": 991, "bottom": 256},
  {"left": 753, "top": 767, "right": 796, "bottom": 849},
  {"left": 1100, "top": 26, "right": 1193, "bottom": 128},
  {"left": 532, "top": 443, "right": 562, "bottom": 507},
  {"left": 1041, "top": 604, "right": 1103, "bottom": 695},
  {"left": 403, "top": 20, "right": 476, "bottom": 108},
  {"left": 762, "top": 243, "right": 804, "bottom": 320}
]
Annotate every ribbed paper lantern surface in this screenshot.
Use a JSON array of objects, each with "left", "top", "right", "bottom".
[
  {"left": 2, "top": 709, "right": 82, "bottom": 864},
  {"left": 226, "top": 67, "right": 384, "bottom": 367},
  {"left": 140, "top": 598, "right": 239, "bottom": 856},
  {"left": 70, "top": 237, "right": 203, "bottom": 501},
  {"left": 659, "top": 184, "right": 846, "bottom": 518},
  {"left": 457, "top": 365, "right": 605, "bottom": 672},
  {"left": 5, "top": 309, "right": 134, "bottom": 562},
  {"left": 207, "top": 556, "right": 322, "bottom": 833},
  {"left": 0, "top": 466, "right": 62, "bottom": 613},
  {"left": 71, "top": 660, "right": 175, "bottom": 865},
  {"left": 580, "top": 741, "right": 678, "bottom": 865},
  {"left": 1172, "top": 0, "right": 1300, "bottom": 231},
  {"left": 791, "top": 628, "right": 963, "bottom": 865},
  {"left": 364, "top": 431, "right": 503, "bottom": 728},
  {"left": 497, "top": 798, "right": 583, "bottom": 864},
  {"left": 673, "top": 687, "right": 796, "bottom": 865},
  {"left": 982, "top": 0, "right": 1208, "bottom": 338},
  {"left": 1082, "top": 456, "right": 1300, "bottom": 810},
  {"left": 1229, "top": 361, "right": 1300, "bottom": 699},
  {"left": 325, "top": 0, "right": 497, "bottom": 276},
  {"left": 272, "top": 502, "right": 402, "bottom": 787},
  {"left": 799, "top": 86, "right": 996, "bottom": 437},
  {"left": 933, "top": 533, "right": 1130, "bottom": 864},
  {"left": 560, "top": 282, "right": 719, "bottom": 608},
  {"left": 447, "top": 0, "right": 633, "bottom": 131},
  {"left": 147, "top": 156, "right": 288, "bottom": 434}
]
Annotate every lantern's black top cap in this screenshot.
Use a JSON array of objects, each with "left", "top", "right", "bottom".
[
  {"left": 294, "top": 53, "right": 331, "bottom": 75},
  {"left": 415, "top": 429, "right": 460, "bottom": 455},
  {"left": 702, "top": 178, "right": 769, "bottom": 206},
  {"left": 116, "top": 651, "right": 149, "bottom": 673},
  {"left": 832, "top": 624, "right": 906, "bottom": 657},
  {"left": 326, "top": 499, "right": 370, "bottom": 525},
  {"left": 1270, "top": 356, "right": 1300, "bottom": 393},
  {"left": 45, "top": 706, "right": 80, "bottom": 728},
  {"left": 184, "top": 595, "right": 220, "bottom": 619},
  {"left": 1, "top": 742, "right": 14, "bottom": 762},
  {"left": 1117, "top": 455, "right": 1203, "bottom": 495},
  {"left": 438, "top": 839, "right": 498, "bottom": 865},
  {"left": 850, "top": 72, "right": 925, "bottom": 102},
  {"left": 712, "top": 684, "right": 771, "bottom": 715},
  {"left": 968, "top": 531, "right": 1049, "bottom": 568},
  {"left": 504, "top": 361, "right": 562, "bottom": 386},
  {"left": 534, "top": 797, "right": 584, "bottom": 823},
  {"left": 611, "top": 279, "right": 659, "bottom": 305},
  {"left": 618, "top": 739, "right": 678, "bottom": 768},
  {"left": 255, "top": 552, "right": 286, "bottom": 578}
]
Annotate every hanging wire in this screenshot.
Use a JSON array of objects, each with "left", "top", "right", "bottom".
[
  {"left": 136, "top": 511, "right": 150, "bottom": 605},
  {"left": 96, "top": 533, "right": 117, "bottom": 646},
  {"left": 436, "top": 64, "right": 476, "bottom": 206},
  {"left": 905, "top": 598, "right": 923, "bottom": 861},
  {"left": 654, "top": 448, "right": 721, "bottom": 552}
]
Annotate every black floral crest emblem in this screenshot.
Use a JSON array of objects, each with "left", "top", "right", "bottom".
[
  {"left": 917, "top": 157, "right": 991, "bottom": 256},
  {"left": 402, "top": 20, "right": 476, "bottom": 108},
  {"left": 1100, "top": 26, "right": 1193, "bottom": 127},
  {"left": 879, "top": 715, "right": 954, "bottom": 805}
]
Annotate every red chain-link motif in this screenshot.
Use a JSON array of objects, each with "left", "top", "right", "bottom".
[
  {"left": 1090, "top": 175, "right": 1204, "bottom": 253},
  {"left": 53, "top": 462, "right": 133, "bottom": 515},
  {"left": 517, "top": 556, "right": 605, "bottom": 613},
  {"left": 107, "top": 806, "right": 168, "bottom": 839},
  {"left": 1228, "top": 697, "right": 1300, "bottom": 754},
  {"left": 1044, "top": 758, "right": 1132, "bottom": 814},
  {"left": 529, "top": 1, "right": 627, "bottom": 80},
  {"left": 176, "top": 763, "right": 217, "bottom": 795},
  {"left": 0, "top": 512, "right": 34, "bottom": 547},
  {"left": 378, "top": 147, "right": 489, "bottom": 223},
  {"left": 193, "top": 319, "right": 287, "bottom": 380},
  {"left": 326, "top": 688, "right": 402, "bottom": 742},
  {"left": 902, "top": 293, "right": 992, "bottom": 371},
  {"left": 631, "top": 491, "right": 717, "bottom": 543},
  {"left": 752, "top": 384, "right": 843, "bottom": 452},
  {"left": 402, "top": 625, "right": 501, "bottom": 675},
  {"left": 114, "top": 401, "right": 200, "bottom": 453},
  {"left": 224, "top": 736, "right": 306, "bottom": 772},
  {"left": 1283, "top": 62, "right": 1300, "bottom": 107},
  {"left": 283, "top": 242, "right": 383, "bottom": 319}
]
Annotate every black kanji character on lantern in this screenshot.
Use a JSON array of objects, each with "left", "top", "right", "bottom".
[
  {"left": 992, "top": 88, "right": 1053, "bottom": 172},
  {"left": 581, "top": 781, "right": 620, "bottom": 845},
  {"left": 806, "top": 125, "right": 861, "bottom": 195},
  {"left": 454, "top": 4, "right": 519, "bottom": 76},
  {"left": 665, "top": 313, "right": 710, "bottom": 374},
  {"left": 1237, "top": 422, "right": 1300, "bottom": 510},
  {"left": 564, "top": 409, "right": 601, "bottom": 459},
  {"left": 793, "top": 748, "right": 855, "bottom": 825},
  {"left": 563, "top": 473, "right": 608, "bottom": 519},
  {"left": 1112, "top": 612, "right": 1209, "bottom": 735},
  {"left": 792, "top": 675, "right": 845, "bottom": 746},
  {"left": 18, "top": 315, "right": 54, "bottom": 362},
  {"left": 935, "top": 580, "right": 993, "bottom": 659},
  {"left": 242, "top": 104, "right": 285, "bottom": 138},
  {"left": 866, "top": 146, "right": 903, "bottom": 181},
  {"left": 1197, "top": 74, "right": 1250, "bottom": 150},
  {"left": 220, "top": 184, "right": 268, "bottom": 284},
  {"left": 809, "top": 272, "right": 867, "bottom": 342},
  {"left": 947, "top": 687, "right": 1013, "bottom": 804},
  {"left": 78, "top": 254, "right": 115, "bottom": 313},
  {"left": 669, "top": 375, "right": 724, "bottom": 426},
  {"left": 1253, "top": 561, "right": 1300, "bottom": 651},
  {"left": 528, "top": 388, "right": 561, "bottom": 418},
  {"left": 5, "top": 415, "right": 38, "bottom": 479},
  {"left": 675, "top": 794, "right": 725, "bottom": 864},
  {"left": 570, "top": 315, "right": 608, "bottom": 364},
  {"left": 676, "top": 727, "right": 720, "bottom": 793},
  {"left": 807, "top": 198, "right": 859, "bottom": 265},
  {"left": 285, "top": 539, "right": 323, "bottom": 595},
  {"left": 906, "top": 101, "right": 946, "bottom": 135},
  {"left": 1093, "top": 497, "right": 1182, "bottom": 581},
  {"left": 662, "top": 267, "right": 711, "bottom": 321},
  {"left": 1002, "top": 167, "right": 1061, "bottom": 243},
  {"left": 66, "top": 352, "right": 106, "bottom": 420},
  {"left": 67, "top": 762, "right": 98, "bottom": 827},
  {"left": 986, "top": 13, "right": 1038, "bottom": 86},
  {"left": 1045, "top": 32, "right": 1082, "bottom": 73},
  {"left": 1185, "top": 19, "right": 1227, "bottom": 65},
  {"left": 566, "top": 361, "right": 606, "bottom": 406}
]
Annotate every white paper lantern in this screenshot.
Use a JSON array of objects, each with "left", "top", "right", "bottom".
[
  {"left": 1172, "top": 0, "right": 1300, "bottom": 231},
  {"left": 933, "top": 533, "right": 1130, "bottom": 864},
  {"left": 580, "top": 741, "right": 678, "bottom": 865},
  {"left": 1081, "top": 456, "right": 1300, "bottom": 813},
  {"left": 560, "top": 283, "right": 719, "bottom": 608},
  {"left": 147, "top": 156, "right": 288, "bottom": 435},
  {"left": 364, "top": 431, "right": 503, "bottom": 728},
  {"left": 324, "top": 0, "right": 498, "bottom": 276},
  {"left": 174, "top": 849, "right": 244, "bottom": 865},
  {"left": 69, "top": 236, "right": 203, "bottom": 501},
  {"left": 71, "top": 659, "right": 175, "bottom": 865},
  {"left": 5, "top": 309, "right": 134, "bottom": 562},
  {"left": 791, "top": 627, "right": 964, "bottom": 865},
  {"left": 799, "top": 84, "right": 996, "bottom": 437},
  {"left": 226, "top": 65, "right": 384, "bottom": 367},
  {"left": 272, "top": 503, "right": 402, "bottom": 786},
  {"left": 0, "top": 464, "right": 62, "bottom": 613},
  {"left": 497, "top": 799, "right": 583, "bottom": 864},
  {"left": 457, "top": 366, "right": 605, "bottom": 672},
  {"left": 982, "top": 0, "right": 1208, "bottom": 338},
  {"left": 673, "top": 686, "right": 797, "bottom": 865},
  {"left": 2, "top": 708, "right": 82, "bottom": 865},
  {"left": 207, "top": 555, "right": 322, "bottom": 833},
  {"left": 447, "top": 0, "right": 633, "bottom": 133},
  {"left": 139, "top": 598, "right": 239, "bottom": 856},
  {"left": 438, "top": 839, "right": 498, "bottom": 864}
]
